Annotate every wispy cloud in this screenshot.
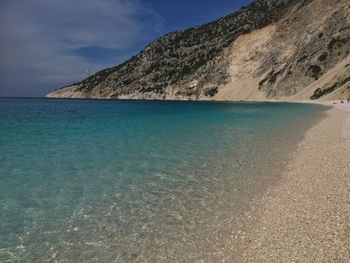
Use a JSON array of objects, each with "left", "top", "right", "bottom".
[{"left": 0, "top": 0, "right": 164, "bottom": 96}]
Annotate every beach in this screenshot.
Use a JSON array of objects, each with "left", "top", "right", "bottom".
[
  {"left": 0, "top": 99, "right": 329, "bottom": 262},
  {"left": 233, "top": 104, "right": 350, "bottom": 262},
  {"left": 1, "top": 99, "right": 349, "bottom": 262}
]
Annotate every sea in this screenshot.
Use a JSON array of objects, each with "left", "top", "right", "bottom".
[{"left": 0, "top": 98, "right": 328, "bottom": 262}]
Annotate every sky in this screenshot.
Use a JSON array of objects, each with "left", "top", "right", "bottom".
[{"left": 0, "top": 0, "right": 252, "bottom": 97}]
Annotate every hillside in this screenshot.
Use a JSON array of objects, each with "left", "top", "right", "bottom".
[{"left": 47, "top": 0, "right": 350, "bottom": 101}]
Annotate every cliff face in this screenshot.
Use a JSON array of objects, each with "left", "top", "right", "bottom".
[{"left": 47, "top": 0, "right": 350, "bottom": 101}]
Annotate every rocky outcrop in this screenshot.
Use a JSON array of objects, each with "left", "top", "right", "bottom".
[{"left": 47, "top": 0, "right": 350, "bottom": 101}]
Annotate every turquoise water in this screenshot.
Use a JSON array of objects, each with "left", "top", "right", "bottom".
[{"left": 0, "top": 98, "right": 327, "bottom": 262}]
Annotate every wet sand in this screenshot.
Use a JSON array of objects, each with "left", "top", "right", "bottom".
[{"left": 235, "top": 104, "right": 350, "bottom": 262}]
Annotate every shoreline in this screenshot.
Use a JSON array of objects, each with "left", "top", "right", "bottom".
[
  {"left": 10, "top": 96, "right": 350, "bottom": 107},
  {"left": 35, "top": 96, "right": 350, "bottom": 109},
  {"left": 233, "top": 104, "right": 350, "bottom": 262},
  {"left": 5, "top": 96, "right": 350, "bottom": 109},
  {"left": 1, "top": 98, "right": 349, "bottom": 261}
]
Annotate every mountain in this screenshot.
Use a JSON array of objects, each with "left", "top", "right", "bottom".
[{"left": 47, "top": 0, "right": 350, "bottom": 101}]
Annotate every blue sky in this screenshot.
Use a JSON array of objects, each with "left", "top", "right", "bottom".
[{"left": 0, "top": 0, "right": 252, "bottom": 97}]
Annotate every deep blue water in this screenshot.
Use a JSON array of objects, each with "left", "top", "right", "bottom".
[{"left": 0, "top": 98, "right": 327, "bottom": 262}]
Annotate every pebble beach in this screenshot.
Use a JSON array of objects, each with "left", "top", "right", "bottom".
[{"left": 237, "top": 103, "right": 350, "bottom": 262}]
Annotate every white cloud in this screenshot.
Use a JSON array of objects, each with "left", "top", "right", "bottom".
[{"left": 0, "top": 0, "right": 164, "bottom": 96}]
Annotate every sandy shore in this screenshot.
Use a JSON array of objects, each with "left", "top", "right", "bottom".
[{"left": 233, "top": 104, "right": 350, "bottom": 262}]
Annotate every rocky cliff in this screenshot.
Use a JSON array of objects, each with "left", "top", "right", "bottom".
[{"left": 47, "top": 0, "right": 350, "bottom": 101}]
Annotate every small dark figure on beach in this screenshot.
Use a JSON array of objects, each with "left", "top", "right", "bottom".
[{"left": 348, "top": 97, "right": 350, "bottom": 103}]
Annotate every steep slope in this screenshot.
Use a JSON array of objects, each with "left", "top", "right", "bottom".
[{"left": 47, "top": 0, "right": 350, "bottom": 101}]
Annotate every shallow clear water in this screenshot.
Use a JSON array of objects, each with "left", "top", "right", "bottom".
[{"left": 0, "top": 98, "right": 327, "bottom": 262}]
